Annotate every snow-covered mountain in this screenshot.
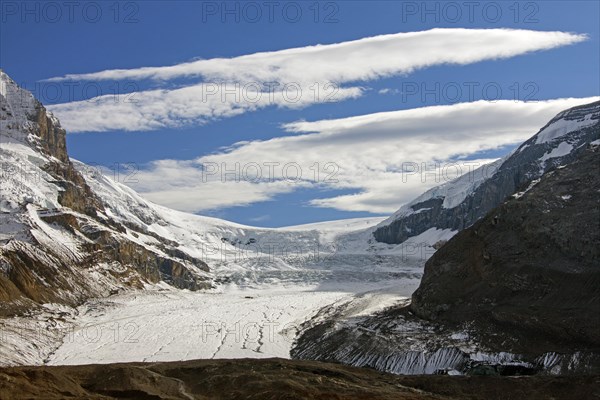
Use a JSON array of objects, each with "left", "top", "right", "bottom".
[
  {"left": 1, "top": 71, "right": 427, "bottom": 366},
  {"left": 0, "top": 71, "right": 397, "bottom": 317},
  {"left": 0, "top": 70, "right": 221, "bottom": 315},
  {"left": 373, "top": 101, "right": 600, "bottom": 244}
]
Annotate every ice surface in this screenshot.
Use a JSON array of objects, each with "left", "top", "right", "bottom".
[{"left": 46, "top": 283, "right": 408, "bottom": 365}]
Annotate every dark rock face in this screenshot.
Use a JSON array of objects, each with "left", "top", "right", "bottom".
[
  {"left": 42, "top": 161, "right": 105, "bottom": 217},
  {"left": 32, "top": 105, "right": 68, "bottom": 163},
  {"left": 292, "top": 146, "right": 600, "bottom": 376},
  {"left": 293, "top": 110, "right": 600, "bottom": 376},
  {"left": 412, "top": 145, "right": 600, "bottom": 356},
  {"left": 292, "top": 300, "right": 600, "bottom": 376},
  {"left": 28, "top": 82, "right": 105, "bottom": 217},
  {"left": 374, "top": 101, "right": 600, "bottom": 244}
]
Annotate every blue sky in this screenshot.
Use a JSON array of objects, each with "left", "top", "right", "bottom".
[{"left": 1, "top": 1, "right": 599, "bottom": 226}]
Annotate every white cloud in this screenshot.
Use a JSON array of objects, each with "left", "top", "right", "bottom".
[
  {"left": 140, "top": 180, "right": 303, "bottom": 213},
  {"left": 48, "top": 28, "right": 586, "bottom": 83},
  {"left": 378, "top": 88, "right": 400, "bottom": 95},
  {"left": 249, "top": 215, "right": 271, "bottom": 223},
  {"left": 46, "top": 28, "right": 587, "bottom": 133},
  {"left": 127, "top": 97, "right": 598, "bottom": 214},
  {"left": 47, "top": 84, "right": 361, "bottom": 132},
  {"left": 126, "top": 159, "right": 310, "bottom": 212}
]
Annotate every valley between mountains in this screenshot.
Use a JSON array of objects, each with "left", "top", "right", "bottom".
[
  {"left": 1, "top": 69, "right": 599, "bottom": 398},
  {"left": 0, "top": 69, "right": 450, "bottom": 367}
]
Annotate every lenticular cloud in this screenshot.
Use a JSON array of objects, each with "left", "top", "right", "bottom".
[{"left": 46, "top": 28, "right": 587, "bottom": 133}]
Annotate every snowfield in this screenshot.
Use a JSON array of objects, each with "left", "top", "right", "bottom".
[
  {"left": 42, "top": 212, "right": 428, "bottom": 366},
  {"left": 33, "top": 203, "right": 435, "bottom": 365},
  {"left": 47, "top": 279, "right": 420, "bottom": 365},
  {"left": 47, "top": 285, "right": 352, "bottom": 364}
]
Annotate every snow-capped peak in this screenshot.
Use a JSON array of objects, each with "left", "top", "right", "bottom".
[
  {"left": 534, "top": 103, "right": 599, "bottom": 144},
  {"left": 378, "top": 157, "right": 505, "bottom": 227},
  {"left": 0, "top": 69, "right": 43, "bottom": 147},
  {"left": 374, "top": 100, "right": 600, "bottom": 244}
]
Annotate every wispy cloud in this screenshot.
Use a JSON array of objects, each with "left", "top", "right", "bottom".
[
  {"left": 378, "top": 88, "right": 399, "bottom": 95},
  {"left": 46, "top": 28, "right": 587, "bottom": 133},
  {"left": 127, "top": 97, "right": 598, "bottom": 214},
  {"left": 249, "top": 215, "right": 271, "bottom": 223}
]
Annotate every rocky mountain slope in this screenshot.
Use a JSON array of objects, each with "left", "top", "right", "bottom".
[
  {"left": 293, "top": 106, "right": 600, "bottom": 376},
  {"left": 0, "top": 71, "right": 211, "bottom": 316},
  {"left": 411, "top": 143, "right": 600, "bottom": 356},
  {"left": 373, "top": 101, "right": 600, "bottom": 244}
]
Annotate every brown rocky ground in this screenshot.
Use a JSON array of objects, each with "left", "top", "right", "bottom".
[{"left": 0, "top": 358, "right": 598, "bottom": 400}]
